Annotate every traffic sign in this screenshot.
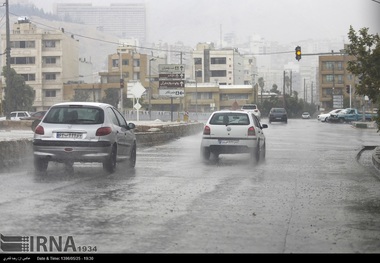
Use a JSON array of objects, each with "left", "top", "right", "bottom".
[
  {"left": 159, "top": 73, "right": 185, "bottom": 79},
  {"left": 159, "top": 89, "right": 185, "bottom": 97},
  {"left": 159, "top": 64, "right": 185, "bottom": 73},
  {"left": 159, "top": 80, "right": 185, "bottom": 88}
]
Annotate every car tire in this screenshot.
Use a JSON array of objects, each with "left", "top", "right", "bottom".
[
  {"left": 127, "top": 143, "right": 137, "bottom": 168},
  {"left": 201, "top": 147, "right": 210, "bottom": 161},
  {"left": 261, "top": 142, "right": 266, "bottom": 160},
  {"left": 103, "top": 145, "right": 117, "bottom": 173},
  {"left": 34, "top": 157, "right": 48, "bottom": 172},
  {"left": 252, "top": 146, "right": 260, "bottom": 163}
]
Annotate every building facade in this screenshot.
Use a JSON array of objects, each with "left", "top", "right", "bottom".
[
  {"left": 318, "top": 53, "right": 358, "bottom": 111},
  {"left": 1, "top": 18, "right": 80, "bottom": 111}
]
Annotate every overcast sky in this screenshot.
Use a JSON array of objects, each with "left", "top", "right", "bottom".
[{"left": 27, "top": 0, "right": 380, "bottom": 46}]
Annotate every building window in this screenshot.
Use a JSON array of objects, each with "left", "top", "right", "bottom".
[
  {"left": 20, "top": 74, "right": 36, "bottom": 81},
  {"left": 44, "top": 73, "right": 57, "bottom": 80},
  {"left": 10, "top": 41, "right": 35, "bottom": 48},
  {"left": 43, "top": 40, "right": 56, "bottom": 48},
  {"left": 44, "top": 57, "right": 57, "bottom": 64},
  {"left": 10, "top": 57, "right": 35, "bottom": 64},
  {"left": 211, "top": 70, "right": 226, "bottom": 77},
  {"left": 194, "top": 58, "right": 202, "bottom": 65},
  {"left": 196, "top": 71, "right": 202, "bottom": 78},
  {"left": 112, "top": 59, "right": 119, "bottom": 67},
  {"left": 133, "top": 59, "right": 140, "bottom": 67},
  {"left": 211, "top": 57, "right": 226, "bottom": 64},
  {"left": 45, "top": 90, "right": 56, "bottom": 97}
]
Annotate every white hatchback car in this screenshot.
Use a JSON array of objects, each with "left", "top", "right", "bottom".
[
  {"left": 201, "top": 110, "right": 268, "bottom": 162},
  {"left": 241, "top": 104, "right": 261, "bottom": 120},
  {"left": 33, "top": 102, "right": 137, "bottom": 174}
]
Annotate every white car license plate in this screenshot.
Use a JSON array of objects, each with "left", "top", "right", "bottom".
[
  {"left": 219, "top": 139, "right": 239, "bottom": 145},
  {"left": 57, "top": 132, "right": 82, "bottom": 139}
]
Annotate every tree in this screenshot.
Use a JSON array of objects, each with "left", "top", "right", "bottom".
[
  {"left": 2, "top": 66, "right": 35, "bottom": 114},
  {"left": 270, "top": 84, "right": 280, "bottom": 94},
  {"left": 258, "top": 77, "right": 265, "bottom": 105},
  {"left": 101, "top": 88, "right": 120, "bottom": 108},
  {"left": 346, "top": 26, "right": 380, "bottom": 129}
]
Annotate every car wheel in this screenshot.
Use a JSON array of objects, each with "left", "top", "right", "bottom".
[
  {"left": 261, "top": 142, "right": 266, "bottom": 160},
  {"left": 127, "top": 143, "right": 137, "bottom": 168},
  {"left": 339, "top": 118, "right": 345, "bottom": 123},
  {"left": 103, "top": 145, "right": 117, "bottom": 173},
  {"left": 252, "top": 146, "right": 260, "bottom": 163},
  {"left": 34, "top": 157, "right": 48, "bottom": 172},
  {"left": 201, "top": 147, "right": 210, "bottom": 160}
]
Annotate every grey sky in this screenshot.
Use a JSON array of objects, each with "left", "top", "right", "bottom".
[{"left": 28, "top": 0, "right": 380, "bottom": 45}]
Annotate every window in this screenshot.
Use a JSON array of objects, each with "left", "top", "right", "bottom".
[
  {"left": 44, "top": 73, "right": 57, "bottom": 80},
  {"left": 10, "top": 57, "right": 35, "bottom": 64},
  {"left": 211, "top": 70, "right": 226, "bottom": 77},
  {"left": 122, "top": 59, "right": 129, "bottom": 66},
  {"left": 11, "top": 41, "right": 35, "bottom": 48},
  {"left": 45, "top": 57, "right": 57, "bottom": 64},
  {"left": 20, "top": 74, "right": 36, "bottom": 81},
  {"left": 210, "top": 112, "right": 250, "bottom": 126},
  {"left": 45, "top": 90, "right": 56, "bottom": 97},
  {"left": 133, "top": 59, "right": 140, "bottom": 67},
  {"left": 43, "top": 40, "right": 56, "bottom": 48},
  {"left": 211, "top": 57, "right": 226, "bottom": 64},
  {"left": 44, "top": 106, "right": 103, "bottom": 124},
  {"left": 194, "top": 58, "right": 202, "bottom": 65},
  {"left": 112, "top": 59, "right": 119, "bottom": 67}
]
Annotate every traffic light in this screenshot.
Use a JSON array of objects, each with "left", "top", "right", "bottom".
[
  {"left": 295, "top": 46, "right": 301, "bottom": 61},
  {"left": 120, "top": 78, "right": 124, "bottom": 88},
  {"left": 346, "top": 85, "right": 350, "bottom": 93}
]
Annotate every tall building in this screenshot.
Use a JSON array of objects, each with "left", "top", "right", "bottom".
[
  {"left": 1, "top": 18, "right": 80, "bottom": 111},
  {"left": 55, "top": 3, "right": 146, "bottom": 44}
]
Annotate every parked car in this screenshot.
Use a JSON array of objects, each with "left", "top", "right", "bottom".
[
  {"left": 302, "top": 112, "right": 311, "bottom": 119},
  {"left": 0, "top": 111, "right": 31, "bottom": 121},
  {"left": 268, "top": 108, "right": 288, "bottom": 123},
  {"left": 241, "top": 104, "right": 261, "bottom": 120},
  {"left": 33, "top": 102, "right": 137, "bottom": 174},
  {"left": 317, "top": 109, "right": 343, "bottom": 122},
  {"left": 200, "top": 110, "right": 268, "bottom": 163},
  {"left": 329, "top": 108, "right": 376, "bottom": 123}
]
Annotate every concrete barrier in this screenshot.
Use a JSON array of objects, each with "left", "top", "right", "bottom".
[{"left": 0, "top": 121, "right": 204, "bottom": 170}]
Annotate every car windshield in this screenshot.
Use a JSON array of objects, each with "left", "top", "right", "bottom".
[
  {"left": 210, "top": 113, "right": 250, "bottom": 125},
  {"left": 43, "top": 106, "right": 104, "bottom": 124}
]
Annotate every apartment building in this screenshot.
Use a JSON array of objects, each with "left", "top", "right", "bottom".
[
  {"left": 318, "top": 53, "right": 357, "bottom": 110},
  {"left": 55, "top": 3, "right": 146, "bottom": 44},
  {"left": 1, "top": 18, "right": 80, "bottom": 111}
]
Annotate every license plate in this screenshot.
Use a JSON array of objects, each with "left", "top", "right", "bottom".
[
  {"left": 57, "top": 132, "right": 82, "bottom": 139},
  {"left": 219, "top": 140, "right": 239, "bottom": 145}
]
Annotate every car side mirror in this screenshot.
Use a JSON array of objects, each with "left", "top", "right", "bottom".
[
  {"left": 127, "top": 123, "right": 136, "bottom": 130},
  {"left": 261, "top": 124, "right": 268, "bottom": 129}
]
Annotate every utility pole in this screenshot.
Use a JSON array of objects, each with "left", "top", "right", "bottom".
[{"left": 5, "top": 0, "right": 11, "bottom": 119}]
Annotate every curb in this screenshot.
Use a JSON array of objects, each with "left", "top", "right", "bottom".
[{"left": 372, "top": 147, "right": 380, "bottom": 171}]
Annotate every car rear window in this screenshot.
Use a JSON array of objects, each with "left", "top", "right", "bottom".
[
  {"left": 210, "top": 113, "right": 250, "bottom": 125},
  {"left": 272, "top": 108, "right": 286, "bottom": 113},
  {"left": 242, "top": 105, "right": 257, "bottom": 110},
  {"left": 43, "top": 106, "right": 104, "bottom": 124}
]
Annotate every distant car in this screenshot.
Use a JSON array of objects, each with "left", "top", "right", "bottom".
[
  {"left": 33, "top": 102, "right": 137, "bottom": 174},
  {"left": 0, "top": 111, "right": 31, "bottom": 121},
  {"left": 200, "top": 110, "right": 268, "bottom": 163},
  {"left": 302, "top": 112, "right": 311, "bottom": 119},
  {"left": 21, "top": 110, "right": 47, "bottom": 120},
  {"left": 268, "top": 108, "right": 288, "bottom": 123},
  {"left": 241, "top": 104, "right": 261, "bottom": 120},
  {"left": 317, "top": 109, "right": 343, "bottom": 122}
]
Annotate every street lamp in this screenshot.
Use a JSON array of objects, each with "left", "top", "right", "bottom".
[
  {"left": 119, "top": 51, "right": 124, "bottom": 114},
  {"left": 149, "top": 57, "right": 156, "bottom": 120}
]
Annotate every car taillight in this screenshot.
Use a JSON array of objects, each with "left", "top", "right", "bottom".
[
  {"left": 203, "top": 125, "right": 211, "bottom": 135},
  {"left": 34, "top": 125, "right": 44, "bottom": 135},
  {"left": 248, "top": 126, "right": 256, "bottom": 136},
  {"left": 96, "top": 127, "right": 112, "bottom": 136}
]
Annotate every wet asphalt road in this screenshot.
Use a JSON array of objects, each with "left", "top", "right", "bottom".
[{"left": 0, "top": 119, "right": 379, "bottom": 253}]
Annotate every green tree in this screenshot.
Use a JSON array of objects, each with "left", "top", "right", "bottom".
[
  {"left": 101, "top": 88, "right": 120, "bottom": 108},
  {"left": 72, "top": 89, "right": 91, "bottom": 102},
  {"left": 346, "top": 26, "right": 380, "bottom": 128},
  {"left": 258, "top": 77, "right": 265, "bottom": 105},
  {"left": 2, "top": 66, "right": 35, "bottom": 114}
]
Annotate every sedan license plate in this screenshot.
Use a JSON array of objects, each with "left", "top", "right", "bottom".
[
  {"left": 219, "top": 139, "right": 239, "bottom": 145},
  {"left": 57, "top": 132, "right": 82, "bottom": 139}
]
